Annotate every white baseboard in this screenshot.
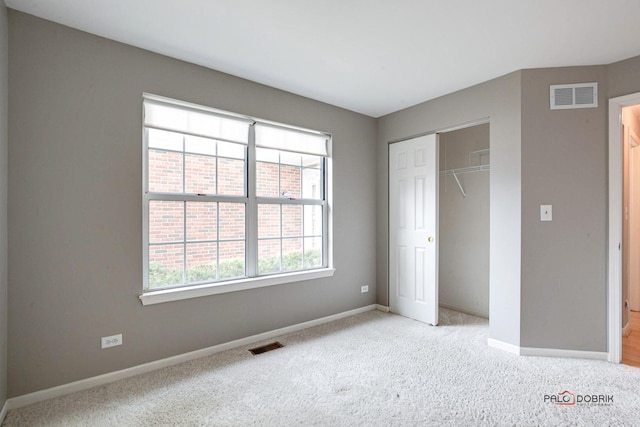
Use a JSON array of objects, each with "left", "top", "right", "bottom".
[
  {"left": 375, "top": 304, "right": 390, "bottom": 312},
  {"left": 488, "top": 338, "right": 607, "bottom": 361},
  {"left": 488, "top": 338, "right": 520, "bottom": 355},
  {"left": 6, "top": 304, "right": 378, "bottom": 411},
  {"left": 1, "top": 400, "right": 7, "bottom": 425},
  {"left": 520, "top": 346, "right": 608, "bottom": 361}
]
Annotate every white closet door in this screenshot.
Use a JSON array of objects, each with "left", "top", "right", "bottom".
[{"left": 389, "top": 134, "right": 438, "bottom": 325}]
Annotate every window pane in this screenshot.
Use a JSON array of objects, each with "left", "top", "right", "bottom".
[
  {"left": 304, "top": 237, "right": 323, "bottom": 269},
  {"left": 302, "top": 154, "right": 321, "bottom": 168},
  {"left": 256, "top": 147, "right": 279, "bottom": 163},
  {"left": 282, "top": 238, "right": 303, "bottom": 272},
  {"left": 148, "top": 128, "right": 182, "bottom": 151},
  {"left": 148, "top": 149, "right": 183, "bottom": 193},
  {"left": 282, "top": 205, "right": 302, "bottom": 237},
  {"left": 302, "top": 168, "right": 321, "bottom": 199},
  {"left": 186, "top": 242, "right": 217, "bottom": 283},
  {"left": 219, "top": 203, "right": 245, "bottom": 240},
  {"left": 217, "top": 158, "right": 245, "bottom": 196},
  {"left": 149, "top": 201, "right": 184, "bottom": 243},
  {"left": 280, "top": 165, "right": 301, "bottom": 198},
  {"left": 258, "top": 239, "right": 281, "bottom": 274},
  {"left": 280, "top": 151, "right": 301, "bottom": 166},
  {"left": 257, "top": 162, "right": 279, "bottom": 197},
  {"left": 218, "top": 241, "right": 245, "bottom": 279},
  {"left": 304, "top": 205, "right": 323, "bottom": 236},
  {"left": 258, "top": 204, "right": 280, "bottom": 238},
  {"left": 148, "top": 244, "right": 184, "bottom": 288},
  {"left": 185, "top": 135, "right": 216, "bottom": 156},
  {"left": 217, "top": 141, "right": 245, "bottom": 159},
  {"left": 186, "top": 202, "right": 217, "bottom": 241},
  {"left": 185, "top": 154, "right": 216, "bottom": 194}
]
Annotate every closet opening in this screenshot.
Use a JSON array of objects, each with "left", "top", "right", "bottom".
[
  {"left": 438, "top": 123, "right": 490, "bottom": 320},
  {"left": 622, "top": 103, "right": 640, "bottom": 367}
]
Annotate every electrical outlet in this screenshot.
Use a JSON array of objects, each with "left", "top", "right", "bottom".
[
  {"left": 101, "top": 333, "right": 122, "bottom": 349},
  {"left": 361, "top": 285, "right": 369, "bottom": 293}
]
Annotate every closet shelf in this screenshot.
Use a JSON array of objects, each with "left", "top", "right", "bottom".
[
  {"left": 440, "top": 164, "right": 491, "bottom": 176},
  {"left": 440, "top": 164, "right": 490, "bottom": 198}
]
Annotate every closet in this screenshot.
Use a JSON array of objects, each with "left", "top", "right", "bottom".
[{"left": 438, "top": 123, "right": 490, "bottom": 318}]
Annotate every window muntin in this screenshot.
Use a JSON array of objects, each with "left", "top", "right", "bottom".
[
  {"left": 256, "top": 148, "right": 323, "bottom": 200},
  {"left": 147, "top": 200, "right": 247, "bottom": 288},
  {"left": 256, "top": 203, "right": 324, "bottom": 275},
  {"left": 143, "top": 95, "right": 330, "bottom": 292},
  {"left": 147, "top": 128, "right": 247, "bottom": 197}
]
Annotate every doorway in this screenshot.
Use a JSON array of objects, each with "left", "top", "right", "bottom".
[
  {"left": 622, "top": 104, "right": 640, "bottom": 366},
  {"left": 608, "top": 92, "right": 640, "bottom": 365},
  {"left": 438, "top": 123, "right": 490, "bottom": 319}
]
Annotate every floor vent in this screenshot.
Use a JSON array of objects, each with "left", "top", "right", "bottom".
[
  {"left": 550, "top": 82, "right": 598, "bottom": 109},
  {"left": 249, "top": 341, "right": 284, "bottom": 355}
]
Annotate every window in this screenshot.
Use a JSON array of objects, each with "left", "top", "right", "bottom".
[{"left": 142, "top": 95, "right": 331, "bottom": 298}]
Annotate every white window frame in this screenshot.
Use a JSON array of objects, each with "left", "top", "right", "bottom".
[{"left": 140, "top": 94, "right": 334, "bottom": 305}]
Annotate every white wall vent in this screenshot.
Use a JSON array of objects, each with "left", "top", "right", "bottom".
[{"left": 550, "top": 82, "right": 598, "bottom": 109}]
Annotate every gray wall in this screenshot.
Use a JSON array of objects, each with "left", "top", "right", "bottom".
[
  {"left": 7, "top": 11, "right": 377, "bottom": 397},
  {"left": 608, "top": 55, "right": 640, "bottom": 99},
  {"left": 377, "top": 72, "right": 522, "bottom": 346},
  {"left": 0, "top": 0, "right": 7, "bottom": 409},
  {"left": 438, "top": 124, "right": 490, "bottom": 317},
  {"left": 520, "top": 67, "right": 608, "bottom": 351}
]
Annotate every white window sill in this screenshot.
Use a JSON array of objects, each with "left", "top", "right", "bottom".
[{"left": 139, "top": 268, "right": 336, "bottom": 306}]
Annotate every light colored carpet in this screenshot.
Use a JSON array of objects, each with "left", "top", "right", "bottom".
[{"left": 4, "top": 309, "right": 640, "bottom": 426}]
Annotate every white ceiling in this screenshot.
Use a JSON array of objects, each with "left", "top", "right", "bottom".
[{"left": 5, "top": 0, "right": 640, "bottom": 117}]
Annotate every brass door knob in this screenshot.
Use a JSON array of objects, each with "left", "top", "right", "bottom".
[{"left": 428, "top": 236, "right": 434, "bottom": 243}]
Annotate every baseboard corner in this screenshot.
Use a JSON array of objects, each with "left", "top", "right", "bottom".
[
  {"left": 487, "top": 338, "right": 521, "bottom": 355},
  {"left": 375, "top": 304, "right": 390, "bottom": 312},
  {"left": 1, "top": 399, "right": 8, "bottom": 424}
]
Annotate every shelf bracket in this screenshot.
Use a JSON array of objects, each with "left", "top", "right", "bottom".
[{"left": 452, "top": 172, "right": 466, "bottom": 198}]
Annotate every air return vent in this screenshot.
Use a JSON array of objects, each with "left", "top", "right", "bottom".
[
  {"left": 550, "top": 83, "right": 598, "bottom": 109},
  {"left": 249, "top": 341, "right": 284, "bottom": 355}
]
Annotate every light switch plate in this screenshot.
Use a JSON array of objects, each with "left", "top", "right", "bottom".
[{"left": 540, "top": 205, "right": 552, "bottom": 221}]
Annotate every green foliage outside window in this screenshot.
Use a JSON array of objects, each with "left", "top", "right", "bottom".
[{"left": 149, "top": 248, "right": 321, "bottom": 288}]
